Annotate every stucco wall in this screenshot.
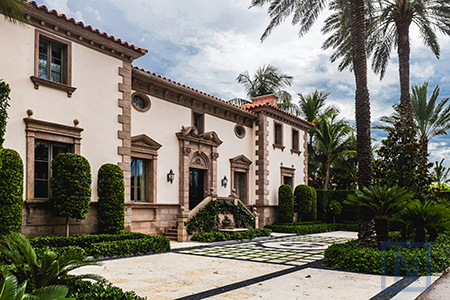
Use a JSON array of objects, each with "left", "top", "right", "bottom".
[
  {"left": 205, "top": 114, "right": 255, "bottom": 201},
  {"left": 130, "top": 92, "right": 190, "bottom": 204},
  {"left": 1, "top": 19, "right": 123, "bottom": 202},
  {"left": 266, "top": 116, "right": 307, "bottom": 205}
]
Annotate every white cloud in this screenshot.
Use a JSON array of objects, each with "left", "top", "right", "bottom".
[{"left": 42, "top": 0, "right": 84, "bottom": 22}]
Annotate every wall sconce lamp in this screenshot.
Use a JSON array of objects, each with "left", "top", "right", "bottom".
[
  {"left": 167, "top": 169, "right": 175, "bottom": 184},
  {"left": 221, "top": 175, "right": 228, "bottom": 188}
]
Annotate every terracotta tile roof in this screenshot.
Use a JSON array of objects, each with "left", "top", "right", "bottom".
[
  {"left": 240, "top": 102, "right": 314, "bottom": 126},
  {"left": 26, "top": 1, "right": 148, "bottom": 54},
  {"left": 132, "top": 66, "right": 255, "bottom": 114}
]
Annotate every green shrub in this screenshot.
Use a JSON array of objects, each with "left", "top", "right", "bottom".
[
  {"left": 49, "top": 153, "right": 92, "bottom": 236},
  {"left": 264, "top": 223, "right": 357, "bottom": 234},
  {"left": 97, "top": 164, "right": 125, "bottom": 234},
  {"left": 86, "top": 237, "right": 170, "bottom": 258},
  {"left": 186, "top": 200, "right": 255, "bottom": 234},
  {"left": 29, "top": 232, "right": 150, "bottom": 248},
  {"left": 278, "top": 184, "right": 294, "bottom": 224},
  {"left": 191, "top": 228, "right": 272, "bottom": 242},
  {"left": 324, "top": 234, "right": 450, "bottom": 275},
  {"left": 294, "top": 185, "right": 317, "bottom": 221},
  {"left": 316, "top": 190, "right": 328, "bottom": 222},
  {"left": 0, "top": 80, "right": 11, "bottom": 148},
  {"left": 66, "top": 278, "right": 146, "bottom": 300},
  {"left": 0, "top": 148, "right": 23, "bottom": 235}
]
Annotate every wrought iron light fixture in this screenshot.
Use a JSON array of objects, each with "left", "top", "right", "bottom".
[
  {"left": 167, "top": 169, "right": 175, "bottom": 184},
  {"left": 221, "top": 175, "right": 228, "bottom": 188}
]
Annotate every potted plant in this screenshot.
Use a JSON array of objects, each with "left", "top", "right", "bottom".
[{"left": 222, "top": 215, "right": 233, "bottom": 229}]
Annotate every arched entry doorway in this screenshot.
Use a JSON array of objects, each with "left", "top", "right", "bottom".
[{"left": 177, "top": 126, "right": 222, "bottom": 211}]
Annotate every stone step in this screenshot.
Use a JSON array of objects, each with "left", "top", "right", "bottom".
[{"left": 165, "top": 228, "right": 178, "bottom": 241}]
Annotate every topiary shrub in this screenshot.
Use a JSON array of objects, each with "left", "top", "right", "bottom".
[
  {"left": 0, "top": 148, "right": 23, "bottom": 235},
  {"left": 49, "top": 153, "right": 91, "bottom": 237},
  {"left": 97, "top": 164, "right": 125, "bottom": 234},
  {"left": 0, "top": 80, "right": 11, "bottom": 148},
  {"left": 294, "top": 185, "right": 317, "bottom": 221},
  {"left": 278, "top": 184, "right": 294, "bottom": 224}
]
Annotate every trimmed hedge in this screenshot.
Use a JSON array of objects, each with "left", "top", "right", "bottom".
[
  {"left": 97, "top": 164, "right": 125, "bottom": 234},
  {"left": 294, "top": 185, "right": 317, "bottom": 221},
  {"left": 0, "top": 148, "right": 24, "bottom": 234},
  {"left": 49, "top": 153, "right": 92, "bottom": 221},
  {"left": 278, "top": 184, "right": 294, "bottom": 224},
  {"left": 67, "top": 278, "right": 146, "bottom": 300},
  {"left": 28, "top": 232, "right": 170, "bottom": 259},
  {"left": 191, "top": 228, "right": 272, "bottom": 242},
  {"left": 316, "top": 189, "right": 357, "bottom": 223},
  {"left": 186, "top": 200, "right": 255, "bottom": 234},
  {"left": 324, "top": 234, "right": 450, "bottom": 275},
  {"left": 264, "top": 223, "right": 358, "bottom": 235},
  {"left": 30, "top": 232, "right": 150, "bottom": 248}
]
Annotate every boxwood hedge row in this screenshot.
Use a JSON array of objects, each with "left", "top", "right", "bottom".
[
  {"left": 191, "top": 228, "right": 272, "bottom": 242},
  {"left": 264, "top": 223, "right": 357, "bottom": 235}
]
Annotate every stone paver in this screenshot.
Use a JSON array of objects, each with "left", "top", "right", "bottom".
[{"left": 178, "top": 234, "right": 350, "bottom": 265}]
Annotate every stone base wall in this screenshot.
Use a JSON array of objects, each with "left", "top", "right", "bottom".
[
  {"left": 255, "top": 205, "right": 278, "bottom": 228},
  {"left": 126, "top": 203, "right": 179, "bottom": 236},
  {"left": 21, "top": 202, "right": 98, "bottom": 237}
]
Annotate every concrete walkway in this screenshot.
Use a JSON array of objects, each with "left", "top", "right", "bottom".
[{"left": 71, "top": 231, "right": 444, "bottom": 300}]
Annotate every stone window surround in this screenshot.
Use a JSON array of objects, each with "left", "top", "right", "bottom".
[
  {"left": 273, "top": 121, "right": 285, "bottom": 151},
  {"left": 131, "top": 91, "right": 151, "bottom": 112},
  {"left": 130, "top": 134, "right": 162, "bottom": 203},
  {"left": 31, "top": 29, "right": 76, "bottom": 98},
  {"left": 234, "top": 124, "right": 246, "bottom": 139},
  {"left": 229, "top": 155, "right": 252, "bottom": 205},
  {"left": 280, "top": 165, "right": 295, "bottom": 188},
  {"left": 24, "top": 115, "right": 83, "bottom": 202}
]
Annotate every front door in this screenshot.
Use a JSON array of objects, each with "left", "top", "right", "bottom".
[{"left": 189, "top": 168, "right": 204, "bottom": 210}]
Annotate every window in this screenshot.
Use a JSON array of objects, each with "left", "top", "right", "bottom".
[
  {"left": 34, "top": 141, "right": 72, "bottom": 199},
  {"left": 273, "top": 122, "right": 285, "bottom": 150},
  {"left": 192, "top": 112, "right": 205, "bottom": 134},
  {"left": 229, "top": 155, "right": 252, "bottom": 205},
  {"left": 31, "top": 30, "right": 75, "bottom": 97},
  {"left": 24, "top": 117, "right": 83, "bottom": 201},
  {"left": 281, "top": 166, "right": 295, "bottom": 188},
  {"left": 39, "top": 40, "right": 63, "bottom": 83},
  {"left": 131, "top": 158, "right": 147, "bottom": 201},
  {"left": 291, "top": 129, "right": 301, "bottom": 155},
  {"left": 131, "top": 92, "right": 151, "bottom": 112},
  {"left": 234, "top": 124, "right": 246, "bottom": 139}
]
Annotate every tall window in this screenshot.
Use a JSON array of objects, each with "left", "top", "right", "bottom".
[
  {"left": 131, "top": 158, "right": 147, "bottom": 201},
  {"left": 274, "top": 122, "right": 283, "bottom": 146},
  {"left": 34, "top": 141, "right": 72, "bottom": 199},
  {"left": 39, "top": 40, "right": 63, "bottom": 83},
  {"left": 192, "top": 112, "right": 205, "bottom": 134},
  {"left": 292, "top": 129, "right": 299, "bottom": 151}
]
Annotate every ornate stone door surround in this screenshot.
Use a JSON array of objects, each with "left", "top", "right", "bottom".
[{"left": 176, "top": 126, "right": 222, "bottom": 211}]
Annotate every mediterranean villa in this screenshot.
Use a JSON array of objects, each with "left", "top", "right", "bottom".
[{"left": 1, "top": 2, "right": 312, "bottom": 241}]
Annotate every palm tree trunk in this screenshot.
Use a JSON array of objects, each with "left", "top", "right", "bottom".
[
  {"left": 66, "top": 217, "right": 70, "bottom": 237},
  {"left": 351, "top": 0, "right": 376, "bottom": 248},
  {"left": 396, "top": 16, "right": 414, "bottom": 123},
  {"left": 323, "top": 160, "right": 331, "bottom": 189}
]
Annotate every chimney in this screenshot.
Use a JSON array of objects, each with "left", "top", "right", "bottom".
[{"left": 250, "top": 94, "right": 278, "bottom": 106}]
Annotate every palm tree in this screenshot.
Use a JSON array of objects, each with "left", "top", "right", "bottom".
[
  {"left": 277, "top": 90, "right": 301, "bottom": 115},
  {"left": 346, "top": 185, "right": 414, "bottom": 243},
  {"left": 431, "top": 158, "right": 450, "bottom": 190},
  {"left": 313, "top": 113, "right": 355, "bottom": 189},
  {"left": 236, "top": 64, "right": 293, "bottom": 98},
  {"left": 0, "top": 0, "right": 28, "bottom": 24},
  {"left": 251, "top": 0, "right": 374, "bottom": 248},
  {"left": 374, "top": 82, "right": 450, "bottom": 162}
]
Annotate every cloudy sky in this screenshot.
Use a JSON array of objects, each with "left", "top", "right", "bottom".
[{"left": 38, "top": 0, "right": 450, "bottom": 168}]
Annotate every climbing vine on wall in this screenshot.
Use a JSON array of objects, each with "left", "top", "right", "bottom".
[{"left": 186, "top": 200, "right": 255, "bottom": 234}]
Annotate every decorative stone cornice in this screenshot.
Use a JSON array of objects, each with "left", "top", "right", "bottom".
[
  {"left": 132, "top": 69, "right": 256, "bottom": 128},
  {"left": 22, "top": 5, "right": 145, "bottom": 61},
  {"left": 246, "top": 105, "right": 313, "bottom": 132},
  {"left": 176, "top": 126, "right": 223, "bottom": 147}
]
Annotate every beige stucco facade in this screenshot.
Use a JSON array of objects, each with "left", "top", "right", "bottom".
[{"left": 1, "top": 4, "right": 312, "bottom": 238}]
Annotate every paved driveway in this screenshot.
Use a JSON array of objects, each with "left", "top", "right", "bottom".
[{"left": 71, "top": 231, "right": 439, "bottom": 300}]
